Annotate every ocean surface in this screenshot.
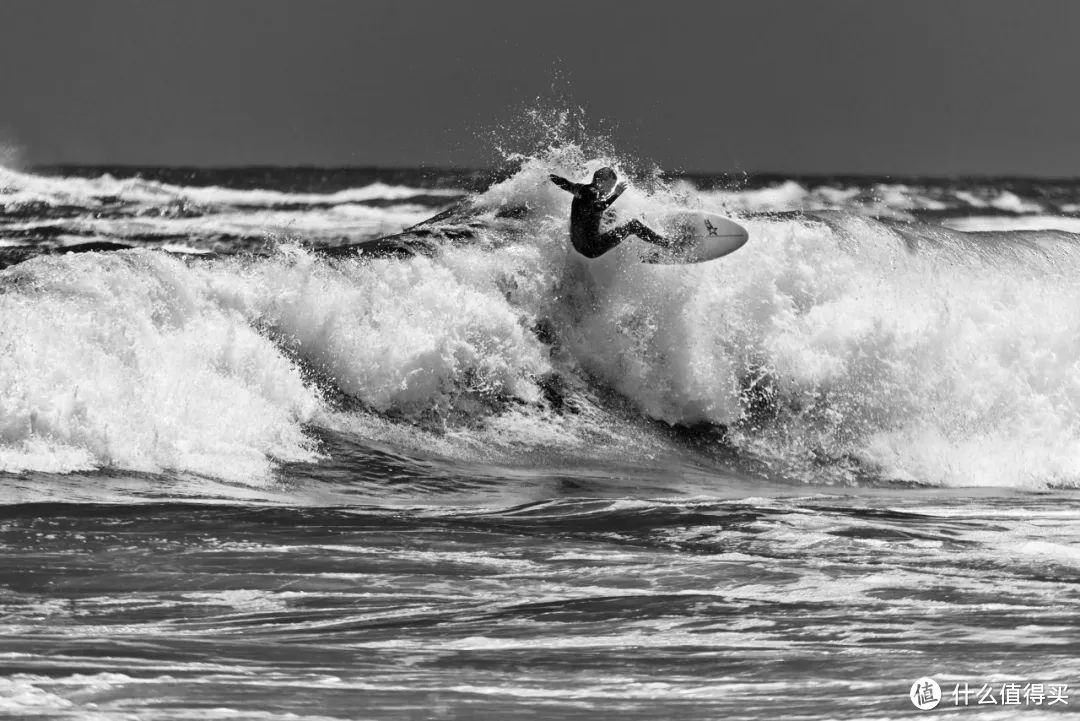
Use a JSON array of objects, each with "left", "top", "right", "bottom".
[{"left": 1, "top": 148, "right": 1078, "bottom": 719}]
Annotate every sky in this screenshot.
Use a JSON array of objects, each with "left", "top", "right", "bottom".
[{"left": 1, "top": 0, "right": 1078, "bottom": 175}]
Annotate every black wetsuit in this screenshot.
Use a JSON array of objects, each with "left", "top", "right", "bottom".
[{"left": 550, "top": 174, "right": 663, "bottom": 258}]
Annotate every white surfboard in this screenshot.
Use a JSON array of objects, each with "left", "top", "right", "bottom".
[{"left": 636, "top": 211, "right": 748, "bottom": 264}]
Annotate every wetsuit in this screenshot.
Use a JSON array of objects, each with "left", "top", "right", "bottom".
[{"left": 549, "top": 174, "right": 664, "bottom": 258}]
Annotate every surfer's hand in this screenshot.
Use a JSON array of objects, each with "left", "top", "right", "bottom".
[
  {"left": 613, "top": 182, "right": 627, "bottom": 195},
  {"left": 549, "top": 174, "right": 576, "bottom": 193}
]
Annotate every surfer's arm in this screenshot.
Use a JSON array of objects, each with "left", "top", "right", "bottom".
[
  {"left": 549, "top": 174, "right": 584, "bottom": 196},
  {"left": 602, "top": 181, "right": 627, "bottom": 208}
]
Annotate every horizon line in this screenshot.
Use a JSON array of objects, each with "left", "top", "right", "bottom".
[{"left": 27, "top": 163, "right": 1080, "bottom": 183}]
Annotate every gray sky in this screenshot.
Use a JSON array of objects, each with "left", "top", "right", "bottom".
[{"left": 1, "top": 0, "right": 1078, "bottom": 174}]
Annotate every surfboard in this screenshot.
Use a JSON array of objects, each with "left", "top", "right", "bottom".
[{"left": 636, "top": 211, "right": 748, "bottom": 264}]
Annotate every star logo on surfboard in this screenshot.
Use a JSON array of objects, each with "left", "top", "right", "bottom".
[{"left": 703, "top": 219, "right": 719, "bottom": 236}]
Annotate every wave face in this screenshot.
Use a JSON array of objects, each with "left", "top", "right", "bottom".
[{"left": 2, "top": 154, "right": 1080, "bottom": 490}]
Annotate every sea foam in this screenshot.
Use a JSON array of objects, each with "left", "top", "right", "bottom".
[{"left": 0, "top": 251, "right": 322, "bottom": 481}]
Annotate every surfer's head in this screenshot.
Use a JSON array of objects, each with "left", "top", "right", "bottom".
[{"left": 592, "top": 167, "right": 617, "bottom": 195}]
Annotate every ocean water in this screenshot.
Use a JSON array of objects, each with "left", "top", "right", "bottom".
[{"left": 1, "top": 148, "right": 1078, "bottom": 719}]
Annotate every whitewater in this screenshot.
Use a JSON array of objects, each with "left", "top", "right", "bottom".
[{"left": 1, "top": 147, "right": 1078, "bottom": 719}]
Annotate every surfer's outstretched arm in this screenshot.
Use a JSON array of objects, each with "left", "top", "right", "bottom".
[
  {"left": 601, "top": 181, "right": 627, "bottom": 208},
  {"left": 549, "top": 174, "right": 585, "bottom": 196}
]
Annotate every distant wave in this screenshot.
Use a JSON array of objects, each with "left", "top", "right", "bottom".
[
  {"left": 0, "top": 166, "right": 465, "bottom": 211},
  {"left": 943, "top": 215, "right": 1080, "bottom": 233},
  {"left": 692, "top": 180, "right": 1072, "bottom": 220},
  {"left": 0, "top": 205, "right": 436, "bottom": 252},
  {"left": 0, "top": 165, "right": 465, "bottom": 254}
]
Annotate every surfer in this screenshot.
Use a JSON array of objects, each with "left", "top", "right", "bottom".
[{"left": 549, "top": 167, "right": 668, "bottom": 258}]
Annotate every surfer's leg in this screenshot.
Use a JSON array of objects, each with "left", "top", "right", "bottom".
[
  {"left": 599, "top": 219, "right": 667, "bottom": 250},
  {"left": 625, "top": 219, "right": 667, "bottom": 246}
]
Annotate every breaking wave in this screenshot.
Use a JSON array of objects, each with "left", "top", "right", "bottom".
[{"left": 2, "top": 150, "right": 1080, "bottom": 488}]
